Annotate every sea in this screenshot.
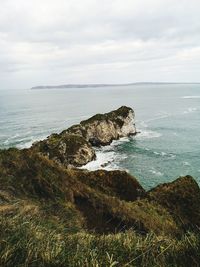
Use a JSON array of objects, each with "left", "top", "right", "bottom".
[{"left": 0, "top": 83, "right": 200, "bottom": 190}]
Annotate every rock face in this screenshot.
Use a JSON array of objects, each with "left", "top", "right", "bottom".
[
  {"left": 31, "top": 133, "right": 96, "bottom": 167},
  {"left": 64, "top": 106, "right": 136, "bottom": 146}
]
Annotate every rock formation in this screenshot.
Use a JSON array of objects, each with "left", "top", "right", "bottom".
[
  {"left": 31, "top": 106, "right": 136, "bottom": 167},
  {"left": 63, "top": 106, "right": 136, "bottom": 146},
  {"left": 31, "top": 133, "right": 96, "bottom": 167}
]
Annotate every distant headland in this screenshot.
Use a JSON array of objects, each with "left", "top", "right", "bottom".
[{"left": 31, "top": 82, "right": 200, "bottom": 90}]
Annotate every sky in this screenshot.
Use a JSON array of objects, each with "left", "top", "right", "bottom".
[{"left": 0, "top": 0, "right": 200, "bottom": 89}]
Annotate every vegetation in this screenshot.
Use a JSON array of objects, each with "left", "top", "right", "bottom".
[
  {"left": 1, "top": 145, "right": 200, "bottom": 266},
  {"left": 80, "top": 106, "right": 133, "bottom": 128},
  {"left": 1, "top": 212, "right": 200, "bottom": 267}
]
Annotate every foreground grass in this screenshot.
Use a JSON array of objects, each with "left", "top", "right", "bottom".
[{"left": 1, "top": 211, "right": 200, "bottom": 267}]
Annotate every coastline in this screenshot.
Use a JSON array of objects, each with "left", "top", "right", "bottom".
[{"left": 0, "top": 106, "right": 200, "bottom": 266}]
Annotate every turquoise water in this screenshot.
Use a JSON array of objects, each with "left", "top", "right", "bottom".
[{"left": 0, "top": 84, "right": 200, "bottom": 189}]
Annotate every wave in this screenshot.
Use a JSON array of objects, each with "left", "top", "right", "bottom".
[
  {"left": 149, "top": 169, "right": 163, "bottom": 176},
  {"left": 135, "top": 130, "right": 162, "bottom": 139},
  {"left": 183, "top": 107, "right": 198, "bottom": 114},
  {"left": 80, "top": 150, "right": 117, "bottom": 171},
  {"left": 146, "top": 113, "right": 171, "bottom": 122},
  {"left": 153, "top": 151, "right": 176, "bottom": 159},
  {"left": 80, "top": 137, "right": 130, "bottom": 171},
  {"left": 183, "top": 161, "right": 191, "bottom": 166},
  {"left": 182, "top": 96, "right": 200, "bottom": 99},
  {"left": 80, "top": 149, "right": 127, "bottom": 171},
  {"left": 17, "top": 135, "right": 48, "bottom": 149}
]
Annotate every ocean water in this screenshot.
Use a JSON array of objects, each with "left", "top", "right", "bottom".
[{"left": 0, "top": 84, "right": 200, "bottom": 189}]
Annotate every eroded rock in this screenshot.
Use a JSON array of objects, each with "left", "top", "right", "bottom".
[
  {"left": 63, "top": 106, "right": 136, "bottom": 146},
  {"left": 31, "top": 133, "right": 96, "bottom": 167},
  {"left": 31, "top": 106, "right": 136, "bottom": 167}
]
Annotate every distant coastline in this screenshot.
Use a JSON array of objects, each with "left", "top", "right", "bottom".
[{"left": 31, "top": 82, "right": 200, "bottom": 90}]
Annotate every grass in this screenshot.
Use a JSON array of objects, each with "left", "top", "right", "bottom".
[
  {"left": 1, "top": 209, "right": 200, "bottom": 267},
  {"left": 1, "top": 148, "right": 200, "bottom": 266}
]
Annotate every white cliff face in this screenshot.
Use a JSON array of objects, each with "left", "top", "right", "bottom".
[
  {"left": 72, "top": 143, "right": 96, "bottom": 166},
  {"left": 118, "top": 109, "right": 136, "bottom": 137},
  {"left": 66, "top": 106, "right": 136, "bottom": 146}
]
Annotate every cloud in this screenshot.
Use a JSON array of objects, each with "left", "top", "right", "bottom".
[{"left": 0, "top": 0, "right": 200, "bottom": 88}]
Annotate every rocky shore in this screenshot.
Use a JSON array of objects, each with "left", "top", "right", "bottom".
[
  {"left": 31, "top": 106, "right": 136, "bottom": 167},
  {"left": 0, "top": 106, "right": 200, "bottom": 266}
]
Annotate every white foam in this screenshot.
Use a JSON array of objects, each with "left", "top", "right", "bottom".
[
  {"left": 182, "top": 96, "right": 200, "bottom": 99},
  {"left": 153, "top": 151, "right": 167, "bottom": 156},
  {"left": 146, "top": 113, "right": 171, "bottom": 122},
  {"left": 80, "top": 149, "right": 117, "bottom": 171},
  {"left": 183, "top": 107, "right": 198, "bottom": 114},
  {"left": 183, "top": 161, "right": 191, "bottom": 166},
  {"left": 152, "top": 151, "right": 175, "bottom": 159},
  {"left": 3, "top": 133, "right": 20, "bottom": 144},
  {"left": 135, "top": 130, "right": 162, "bottom": 139},
  {"left": 17, "top": 135, "right": 48, "bottom": 149},
  {"left": 80, "top": 137, "right": 129, "bottom": 171},
  {"left": 149, "top": 169, "right": 163, "bottom": 176}
]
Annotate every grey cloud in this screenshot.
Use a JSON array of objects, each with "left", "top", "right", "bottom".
[{"left": 0, "top": 0, "right": 200, "bottom": 88}]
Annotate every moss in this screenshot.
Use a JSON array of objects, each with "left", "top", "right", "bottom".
[
  {"left": 81, "top": 113, "right": 107, "bottom": 125},
  {"left": 80, "top": 106, "right": 132, "bottom": 126}
]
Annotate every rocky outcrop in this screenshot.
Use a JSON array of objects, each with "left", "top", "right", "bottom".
[
  {"left": 148, "top": 175, "right": 200, "bottom": 229},
  {"left": 63, "top": 106, "right": 136, "bottom": 146},
  {"left": 31, "top": 106, "right": 136, "bottom": 167},
  {"left": 31, "top": 133, "right": 96, "bottom": 167}
]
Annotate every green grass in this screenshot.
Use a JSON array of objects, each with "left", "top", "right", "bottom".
[
  {"left": 1, "top": 148, "right": 200, "bottom": 266},
  {"left": 1, "top": 209, "right": 200, "bottom": 267}
]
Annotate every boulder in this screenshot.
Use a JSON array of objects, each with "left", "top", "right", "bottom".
[{"left": 63, "top": 106, "right": 136, "bottom": 146}]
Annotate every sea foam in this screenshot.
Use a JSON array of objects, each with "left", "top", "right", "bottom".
[
  {"left": 136, "top": 130, "right": 162, "bottom": 139},
  {"left": 182, "top": 96, "right": 200, "bottom": 99},
  {"left": 183, "top": 107, "right": 198, "bottom": 114}
]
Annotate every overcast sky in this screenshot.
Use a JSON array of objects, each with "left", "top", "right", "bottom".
[{"left": 0, "top": 0, "right": 200, "bottom": 89}]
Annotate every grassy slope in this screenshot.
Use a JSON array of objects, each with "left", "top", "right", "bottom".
[{"left": 0, "top": 148, "right": 200, "bottom": 266}]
